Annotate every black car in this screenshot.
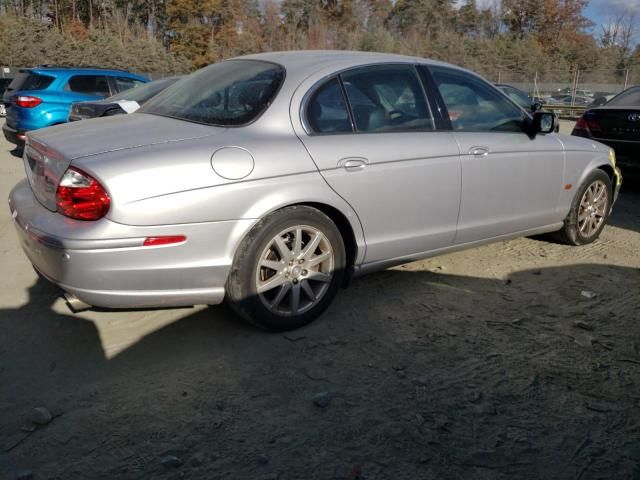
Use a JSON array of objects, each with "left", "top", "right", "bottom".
[
  {"left": 68, "top": 76, "right": 182, "bottom": 121},
  {"left": 0, "top": 77, "right": 12, "bottom": 117},
  {"left": 495, "top": 83, "right": 540, "bottom": 113},
  {"left": 572, "top": 85, "right": 640, "bottom": 177}
]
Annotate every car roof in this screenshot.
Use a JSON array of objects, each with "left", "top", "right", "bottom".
[
  {"left": 23, "top": 66, "right": 147, "bottom": 79},
  {"left": 234, "top": 50, "right": 464, "bottom": 77}
]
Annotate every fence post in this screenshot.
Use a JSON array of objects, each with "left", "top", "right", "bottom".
[
  {"left": 571, "top": 70, "right": 579, "bottom": 107},
  {"left": 624, "top": 69, "right": 629, "bottom": 90}
]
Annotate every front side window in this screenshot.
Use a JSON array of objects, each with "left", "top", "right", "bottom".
[
  {"left": 430, "top": 66, "right": 524, "bottom": 132},
  {"left": 501, "top": 86, "right": 532, "bottom": 110},
  {"left": 341, "top": 65, "right": 433, "bottom": 133},
  {"left": 306, "top": 78, "right": 352, "bottom": 134},
  {"left": 141, "top": 60, "right": 285, "bottom": 127},
  {"left": 66, "top": 75, "right": 111, "bottom": 96}
]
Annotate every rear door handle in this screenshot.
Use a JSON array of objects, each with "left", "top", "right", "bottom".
[
  {"left": 469, "top": 146, "right": 490, "bottom": 157},
  {"left": 337, "top": 157, "right": 368, "bottom": 171}
]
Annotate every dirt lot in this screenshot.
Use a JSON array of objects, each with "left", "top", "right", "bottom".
[{"left": 1, "top": 124, "right": 639, "bottom": 480}]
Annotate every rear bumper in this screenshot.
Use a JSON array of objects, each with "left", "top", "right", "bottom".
[
  {"left": 8, "top": 179, "right": 253, "bottom": 309},
  {"left": 2, "top": 122, "right": 26, "bottom": 146}
]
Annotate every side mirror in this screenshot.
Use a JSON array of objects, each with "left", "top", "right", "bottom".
[
  {"left": 531, "top": 102, "right": 543, "bottom": 112},
  {"left": 534, "top": 111, "right": 556, "bottom": 134}
]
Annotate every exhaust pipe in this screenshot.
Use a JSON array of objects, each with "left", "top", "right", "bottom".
[{"left": 64, "top": 293, "right": 92, "bottom": 313}]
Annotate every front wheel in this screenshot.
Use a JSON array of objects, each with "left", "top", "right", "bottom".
[
  {"left": 226, "top": 206, "right": 346, "bottom": 331},
  {"left": 553, "top": 169, "right": 612, "bottom": 245}
]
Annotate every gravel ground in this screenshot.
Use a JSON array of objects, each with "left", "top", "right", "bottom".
[{"left": 1, "top": 123, "right": 639, "bottom": 480}]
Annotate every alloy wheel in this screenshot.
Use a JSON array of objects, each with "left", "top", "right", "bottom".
[
  {"left": 255, "top": 225, "right": 334, "bottom": 316},
  {"left": 578, "top": 180, "right": 608, "bottom": 238}
]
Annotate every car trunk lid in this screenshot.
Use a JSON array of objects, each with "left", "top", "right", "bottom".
[
  {"left": 28, "top": 113, "right": 221, "bottom": 160},
  {"left": 25, "top": 113, "right": 224, "bottom": 212},
  {"left": 23, "top": 138, "right": 71, "bottom": 211},
  {"left": 586, "top": 107, "right": 640, "bottom": 141}
]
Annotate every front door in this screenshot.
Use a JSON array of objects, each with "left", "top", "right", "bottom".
[{"left": 426, "top": 65, "right": 565, "bottom": 245}]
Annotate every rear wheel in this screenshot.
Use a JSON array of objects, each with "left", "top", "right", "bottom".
[
  {"left": 553, "top": 170, "right": 611, "bottom": 245},
  {"left": 226, "top": 206, "right": 346, "bottom": 331}
]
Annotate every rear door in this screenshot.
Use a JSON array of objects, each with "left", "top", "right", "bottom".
[
  {"left": 297, "top": 63, "right": 461, "bottom": 264},
  {"left": 425, "top": 65, "right": 564, "bottom": 244}
]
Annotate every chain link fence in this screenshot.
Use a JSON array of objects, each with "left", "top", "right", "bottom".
[{"left": 484, "top": 67, "right": 640, "bottom": 117}]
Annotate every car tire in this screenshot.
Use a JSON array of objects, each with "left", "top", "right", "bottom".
[
  {"left": 553, "top": 169, "right": 612, "bottom": 246},
  {"left": 226, "top": 205, "right": 346, "bottom": 331}
]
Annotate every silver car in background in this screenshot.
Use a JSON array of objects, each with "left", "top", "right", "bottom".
[{"left": 8, "top": 51, "right": 622, "bottom": 331}]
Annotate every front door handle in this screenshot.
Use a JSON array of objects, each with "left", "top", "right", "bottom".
[
  {"left": 469, "top": 146, "right": 490, "bottom": 157},
  {"left": 338, "top": 157, "right": 368, "bottom": 171}
]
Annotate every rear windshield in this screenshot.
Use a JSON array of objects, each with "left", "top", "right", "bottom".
[
  {"left": 7, "top": 72, "right": 55, "bottom": 92},
  {"left": 141, "top": 60, "right": 285, "bottom": 127},
  {"left": 606, "top": 86, "right": 640, "bottom": 107},
  {"left": 107, "top": 77, "right": 181, "bottom": 105}
]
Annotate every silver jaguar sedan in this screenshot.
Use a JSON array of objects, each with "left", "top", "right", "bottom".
[{"left": 8, "top": 51, "right": 622, "bottom": 331}]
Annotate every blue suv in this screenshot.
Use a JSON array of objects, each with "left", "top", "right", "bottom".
[{"left": 2, "top": 66, "right": 148, "bottom": 146}]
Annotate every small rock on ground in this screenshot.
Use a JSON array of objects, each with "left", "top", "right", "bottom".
[
  {"left": 312, "top": 391, "right": 330, "bottom": 408},
  {"left": 161, "top": 455, "right": 183, "bottom": 468},
  {"left": 30, "top": 407, "right": 52, "bottom": 426}
]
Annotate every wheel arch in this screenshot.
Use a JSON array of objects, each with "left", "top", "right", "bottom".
[
  {"left": 596, "top": 163, "right": 615, "bottom": 187},
  {"left": 295, "top": 201, "right": 359, "bottom": 272}
]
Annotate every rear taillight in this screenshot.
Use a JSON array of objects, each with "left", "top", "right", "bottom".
[
  {"left": 56, "top": 168, "right": 110, "bottom": 221},
  {"left": 574, "top": 114, "right": 601, "bottom": 133},
  {"left": 15, "top": 96, "right": 42, "bottom": 108}
]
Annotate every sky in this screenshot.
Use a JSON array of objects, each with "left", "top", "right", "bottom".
[{"left": 470, "top": 0, "right": 640, "bottom": 44}]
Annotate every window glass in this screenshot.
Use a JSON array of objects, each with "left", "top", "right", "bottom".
[
  {"left": 431, "top": 66, "right": 524, "bottom": 132},
  {"left": 114, "top": 77, "right": 145, "bottom": 93},
  {"left": 6, "top": 72, "right": 55, "bottom": 92},
  {"left": 501, "top": 86, "right": 532, "bottom": 110},
  {"left": 107, "top": 77, "right": 181, "bottom": 105},
  {"left": 142, "top": 60, "right": 284, "bottom": 127},
  {"left": 607, "top": 86, "right": 640, "bottom": 107},
  {"left": 66, "top": 75, "right": 111, "bottom": 96},
  {"left": 341, "top": 65, "right": 432, "bottom": 133},
  {"left": 306, "top": 78, "right": 352, "bottom": 134}
]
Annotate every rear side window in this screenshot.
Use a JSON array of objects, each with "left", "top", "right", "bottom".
[
  {"left": 7, "top": 72, "right": 55, "bottom": 92},
  {"left": 114, "top": 77, "right": 145, "bottom": 93},
  {"left": 306, "top": 78, "right": 352, "bottom": 134},
  {"left": 430, "top": 66, "right": 524, "bottom": 132},
  {"left": 66, "top": 75, "right": 111, "bottom": 96},
  {"left": 341, "top": 65, "right": 433, "bottom": 133}
]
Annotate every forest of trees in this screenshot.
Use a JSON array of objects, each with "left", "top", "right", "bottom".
[{"left": 0, "top": 0, "right": 638, "bottom": 84}]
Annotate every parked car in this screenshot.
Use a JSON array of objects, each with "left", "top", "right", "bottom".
[
  {"left": 2, "top": 66, "right": 148, "bottom": 146},
  {"left": 557, "top": 88, "right": 594, "bottom": 98},
  {"left": 572, "top": 85, "right": 640, "bottom": 177},
  {"left": 0, "top": 77, "right": 12, "bottom": 117},
  {"left": 9, "top": 51, "right": 621, "bottom": 331},
  {"left": 548, "top": 95, "right": 593, "bottom": 106},
  {"left": 69, "top": 76, "right": 183, "bottom": 121},
  {"left": 495, "top": 83, "right": 540, "bottom": 112}
]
